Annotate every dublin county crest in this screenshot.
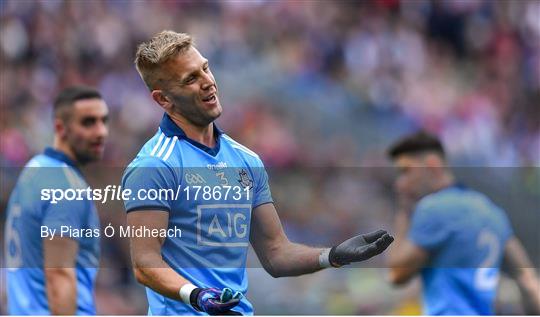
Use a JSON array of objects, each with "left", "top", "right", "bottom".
[{"left": 237, "top": 169, "right": 253, "bottom": 189}]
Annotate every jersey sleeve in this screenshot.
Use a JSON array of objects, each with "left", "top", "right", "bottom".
[
  {"left": 122, "top": 156, "right": 178, "bottom": 213},
  {"left": 408, "top": 199, "right": 452, "bottom": 251},
  {"left": 251, "top": 160, "right": 273, "bottom": 209}
]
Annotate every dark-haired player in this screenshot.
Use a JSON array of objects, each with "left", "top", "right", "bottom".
[
  {"left": 4, "top": 86, "right": 109, "bottom": 314},
  {"left": 386, "top": 131, "right": 540, "bottom": 315}
]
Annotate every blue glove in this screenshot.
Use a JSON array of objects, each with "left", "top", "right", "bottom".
[{"left": 190, "top": 287, "right": 243, "bottom": 315}]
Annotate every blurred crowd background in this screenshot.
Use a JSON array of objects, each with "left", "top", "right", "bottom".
[{"left": 1, "top": 0, "right": 539, "bottom": 314}]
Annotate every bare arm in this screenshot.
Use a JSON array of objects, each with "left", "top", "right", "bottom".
[
  {"left": 503, "top": 236, "right": 540, "bottom": 314},
  {"left": 250, "top": 203, "right": 324, "bottom": 277},
  {"left": 250, "top": 203, "right": 393, "bottom": 277},
  {"left": 127, "top": 210, "right": 191, "bottom": 301},
  {"left": 386, "top": 210, "right": 428, "bottom": 285},
  {"left": 44, "top": 237, "right": 78, "bottom": 315}
]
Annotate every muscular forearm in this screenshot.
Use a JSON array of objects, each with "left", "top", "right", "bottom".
[
  {"left": 45, "top": 268, "right": 77, "bottom": 315},
  {"left": 504, "top": 237, "right": 540, "bottom": 314},
  {"left": 516, "top": 268, "right": 540, "bottom": 314},
  {"left": 133, "top": 255, "right": 190, "bottom": 301},
  {"left": 263, "top": 241, "right": 324, "bottom": 277},
  {"left": 387, "top": 217, "right": 409, "bottom": 285},
  {"left": 387, "top": 211, "right": 410, "bottom": 266},
  {"left": 128, "top": 212, "right": 193, "bottom": 302},
  {"left": 386, "top": 210, "right": 427, "bottom": 285},
  {"left": 251, "top": 204, "right": 393, "bottom": 279}
]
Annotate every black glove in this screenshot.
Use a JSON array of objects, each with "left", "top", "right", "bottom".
[{"left": 323, "top": 230, "right": 394, "bottom": 267}]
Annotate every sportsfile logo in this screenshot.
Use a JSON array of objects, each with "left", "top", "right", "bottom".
[{"left": 196, "top": 204, "right": 251, "bottom": 247}]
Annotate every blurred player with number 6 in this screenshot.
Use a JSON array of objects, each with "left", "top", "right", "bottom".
[{"left": 4, "top": 86, "right": 109, "bottom": 315}]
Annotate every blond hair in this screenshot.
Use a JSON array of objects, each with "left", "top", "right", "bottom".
[{"left": 134, "top": 30, "right": 193, "bottom": 90}]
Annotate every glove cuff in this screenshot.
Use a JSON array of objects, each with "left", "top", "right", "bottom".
[
  {"left": 179, "top": 283, "right": 200, "bottom": 310},
  {"left": 190, "top": 287, "right": 204, "bottom": 312},
  {"left": 319, "top": 248, "right": 333, "bottom": 268}
]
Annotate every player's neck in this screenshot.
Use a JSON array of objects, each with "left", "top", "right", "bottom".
[
  {"left": 52, "top": 138, "right": 81, "bottom": 166},
  {"left": 432, "top": 172, "right": 455, "bottom": 193},
  {"left": 168, "top": 113, "right": 216, "bottom": 148}
]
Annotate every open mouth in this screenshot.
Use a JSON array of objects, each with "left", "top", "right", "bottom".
[
  {"left": 202, "top": 93, "right": 217, "bottom": 103},
  {"left": 91, "top": 142, "right": 104, "bottom": 151}
]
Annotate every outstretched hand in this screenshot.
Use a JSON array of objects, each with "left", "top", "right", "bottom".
[{"left": 329, "top": 230, "right": 394, "bottom": 267}]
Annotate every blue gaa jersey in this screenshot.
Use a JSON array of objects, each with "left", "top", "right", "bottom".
[
  {"left": 122, "top": 114, "right": 273, "bottom": 316},
  {"left": 408, "top": 185, "right": 513, "bottom": 315},
  {"left": 4, "top": 148, "right": 100, "bottom": 315}
]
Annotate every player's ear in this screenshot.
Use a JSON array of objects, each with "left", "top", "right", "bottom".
[
  {"left": 151, "top": 90, "right": 173, "bottom": 111},
  {"left": 54, "top": 117, "right": 67, "bottom": 140}
]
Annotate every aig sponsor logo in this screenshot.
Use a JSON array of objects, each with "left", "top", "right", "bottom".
[{"left": 196, "top": 204, "right": 251, "bottom": 247}]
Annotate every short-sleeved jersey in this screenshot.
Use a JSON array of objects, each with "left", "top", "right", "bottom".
[
  {"left": 4, "top": 148, "right": 100, "bottom": 315},
  {"left": 122, "top": 114, "right": 273, "bottom": 315},
  {"left": 408, "top": 185, "right": 513, "bottom": 315}
]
